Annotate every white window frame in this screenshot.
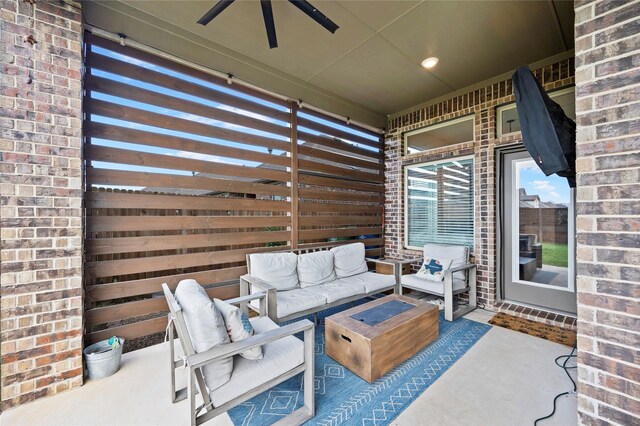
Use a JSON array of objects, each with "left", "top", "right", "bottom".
[
  {"left": 496, "top": 87, "right": 575, "bottom": 137},
  {"left": 403, "top": 115, "right": 475, "bottom": 156},
  {"left": 404, "top": 155, "right": 475, "bottom": 251}
]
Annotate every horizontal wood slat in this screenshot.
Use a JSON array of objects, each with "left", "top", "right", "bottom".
[
  {"left": 298, "top": 144, "right": 383, "bottom": 172},
  {"left": 298, "top": 238, "right": 383, "bottom": 250},
  {"left": 87, "top": 216, "right": 290, "bottom": 233},
  {"left": 86, "top": 283, "right": 239, "bottom": 326},
  {"left": 297, "top": 116, "right": 381, "bottom": 149},
  {"left": 299, "top": 202, "right": 384, "bottom": 214},
  {"left": 298, "top": 174, "right": 384, "bottom": 193},
  {"left": 86, "top": 245, "right": 290, "bottom": 278},
  {"left": 298, "top": 131, "right": 381, "bottom": 160},
  {"left": 299, "top": 215, "right": 382, "bottom": 227},
  {"left": 86, "top": 74, "right": 290, "bottom": 138},
  {"left": 86, "top": 191, "right": 291, "bottom": 211},
  {"left": 86, "top": 32, "right": 290, "bottom": 108},
  {"left": 298, "top": 159, "right": 383, "bottom": 183},
  {"left": 87, "top": 168, "right": 289, "bottom": 197},
  {"left": 88, "top": 99, "right": 291, "bottom": 152},
  {"left": 298, "top": 188, "right": 384, "bottom": 203},
  {"left": 87, "top": 122, "right": 291, "bottom": 168},
  {"left": 86, "top": 144, "right": 290, "bottom": 183},
  {"left": 298, "top": 227, "right": 382, "bottom": 240},
  {"left": 86, "top": 267, "right": 247, "bottom": 302},
  {"left": 87, "top": 230, "right": 291, "bottom": 256},
  {"left": 85, "top": 317, "right": 168, "bottom": 346},
  {"left": 298, "top": 108, "right": 382, "bottom": 138}
]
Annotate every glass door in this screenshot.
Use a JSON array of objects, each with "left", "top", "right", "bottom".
[{"left": 500, "top": 149, "right": 576, "bottom": 314}]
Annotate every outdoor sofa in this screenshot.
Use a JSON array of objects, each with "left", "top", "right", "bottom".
[{"left": 240, "top": 242, "right": 398, "bottom": 323}]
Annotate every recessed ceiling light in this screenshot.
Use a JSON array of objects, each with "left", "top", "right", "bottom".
[{"left": 421, "top": 57, "right": 439, "bottom": 69}]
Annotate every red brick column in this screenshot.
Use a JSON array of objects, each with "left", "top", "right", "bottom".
[
  {"left": 574, "top": 0, "right": 640, "bottom": 424},
  {"left": 1, "top": 0, "right": 83, "bottom": 410}
]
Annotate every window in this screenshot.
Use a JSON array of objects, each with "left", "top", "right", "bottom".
[
  {"left": 497, "top": 87, "right": 576, "bottom": 137},
  {"left": 404, "top": 115, "right": 474, "bottom": 155},
  {"left": 405, "top": 157, "right": 474, "bottom": 250}
]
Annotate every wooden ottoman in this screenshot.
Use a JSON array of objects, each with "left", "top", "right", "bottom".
[{"left": 325, "top": 294, "right": 438, "bottom": 383}]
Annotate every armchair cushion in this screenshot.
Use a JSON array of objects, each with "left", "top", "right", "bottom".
[
  {"left": 213, "top": 298, "right": 263, "bottom": 361},
  {"left": 297, "top": 250, "right": 336, "bottom": 288},
  {"left": 251, "top": 287, "right": 326, "bottom": 319},
  {"left": 417, "top": 258, "right": 452, "bottom": 282},
  {"left": 401, "top": 274, "right": 467, "bottom": 295},
  {"left": 423, "top": 243, "right": 469, "bottom": 280},
  {"left": 304, "top": 280, "right": 366, "bottom": 303},
  {"left": 330, "top": 242, "right": 368, "bottom": 278},
  {"left": 248, "top": 252, "right": 299, "bottom": 291},
  {"left": 174, "top": 279, "right": 232, "bottom": 391},
  {"left": 338, "top": 272, "right": 396, "bottom": 294},
  {"left": 209, "top": 316, "right": 304, "bottom": 407}
]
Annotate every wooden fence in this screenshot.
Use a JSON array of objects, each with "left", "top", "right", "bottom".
[{"left": 83, "top": 32, "right": 385, "bottom": 347}]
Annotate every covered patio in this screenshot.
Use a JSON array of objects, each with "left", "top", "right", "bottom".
[{"left": 1, "top": 1, "right": 638, "bottom": 425}]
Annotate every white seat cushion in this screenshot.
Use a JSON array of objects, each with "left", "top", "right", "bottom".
[
  {"left": 209, "top": 316, "right": 304, "bottom": 407},
  {"left": 338, "top": 272, "right": 396, "bottom": 294},
  {"left": 401, "top": 274, "right": 467, "bottom": 295},
  {"left": 297, "top": 250, "right": 336, "bottom": 288},
  {"left": 248, "top": 252, "right": 299, "bottom": 291},
  {"left": 174, "top": 279, "right": 232, "bottom": 392},
  {"left": 423, "top": 243, "right": 469, "bottom": 280},
  {"left": 304, "top": 280, "right": 366, "bottom": 303},
  {"left": 251, "top": 288, "right": 327, "bottom": 319},
  {"left": 330, "top": 243, "right": 368, "bottom": 278}
]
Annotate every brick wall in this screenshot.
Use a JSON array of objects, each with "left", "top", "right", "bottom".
[
  {"left": 574, "top": 1, "right": 640, "bottom": 424},
  {"left": 0, "top": 0, "right": 83, "bottom": 410},
  {"left": 384, "top": 59, "right": 574, "bottom": 309}
]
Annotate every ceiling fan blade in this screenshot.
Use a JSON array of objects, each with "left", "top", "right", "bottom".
[
  {"left": 288, "top": 0, "right": 339, "bottom": 34},
  {"left": 260, "top": 0, "right": 278, "bottom": 49},
  {"left": 197, "top": 0, "right": 235, "bottom": 26}
]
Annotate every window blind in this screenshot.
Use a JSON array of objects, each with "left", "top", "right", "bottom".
[{"left": 406, "top": 157, "right": 474, "bottom": 249}]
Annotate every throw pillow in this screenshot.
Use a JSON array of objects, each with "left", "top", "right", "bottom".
[
  {"left": 214, "top": 299, "right": 263, "bottom": 361},
  {"left": 174, "top": 279, "right": 232, "bottom": 391},
  {"left": 417, "top": 258, "right": 453, "bottom": 282}
]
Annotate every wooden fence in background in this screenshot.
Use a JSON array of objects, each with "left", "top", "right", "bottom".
[{"left": 83, "top": 32, "right": 385, "bottom": 347}]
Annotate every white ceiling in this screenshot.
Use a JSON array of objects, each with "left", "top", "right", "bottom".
[{"left": 83, "top": 0, "right": 574, "bottom": 127}]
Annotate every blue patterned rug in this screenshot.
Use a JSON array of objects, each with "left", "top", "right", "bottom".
[{"left": 228, "top": 302, "right": 491, "bottom": 426}]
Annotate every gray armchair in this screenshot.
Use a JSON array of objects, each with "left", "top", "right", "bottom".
[{"left": 398, "top": 243, "right": 477, "bottom": 321}]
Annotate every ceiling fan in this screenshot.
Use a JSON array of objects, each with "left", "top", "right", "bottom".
[{"left": 197, "top": 0, "right": 339, "bottom": 49}]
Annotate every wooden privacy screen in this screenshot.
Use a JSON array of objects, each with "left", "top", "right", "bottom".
[{"left": 83, "top": 33, "right": 385, "bottom": 347}]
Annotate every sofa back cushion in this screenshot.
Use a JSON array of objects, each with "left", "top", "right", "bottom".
[
  {"left": 248, "top": 252, "right": 299, "bottom": 291},
  {"left": 330, "top": 242, "right": 368, "bottom": 278},
  {"left": 298, "top": 251, "right": 336, "bottom": 287},
  {"left": 423, "top": 243, "right": 469, "bottom": 280},
  {"left": 174, "top": 279, "right": 232, "bottom": 391}
]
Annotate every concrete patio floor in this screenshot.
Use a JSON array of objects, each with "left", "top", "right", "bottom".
[{"left": 1, "top": 309, "right": 577, "bottom": 426}]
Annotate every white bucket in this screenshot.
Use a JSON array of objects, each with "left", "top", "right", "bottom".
[{"left": 83, "top": 338, "right": 125, "bottom": 380}]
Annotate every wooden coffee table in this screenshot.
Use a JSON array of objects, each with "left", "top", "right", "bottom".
[{"left": 325, "top": 294, "right": 438, "bottom": 382}]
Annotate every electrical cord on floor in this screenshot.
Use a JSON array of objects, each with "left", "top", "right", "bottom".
[{"left": 533, "top": 347, "right": 577, "bottom": 425}]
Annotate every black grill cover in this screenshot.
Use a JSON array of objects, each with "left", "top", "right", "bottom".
[{"left": 512, "top": 66, "right": 576, "bottom": 187}]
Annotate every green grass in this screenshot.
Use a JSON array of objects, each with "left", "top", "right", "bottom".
[{"left": 542, "top": 243, "right": 569, "bottom": 268}]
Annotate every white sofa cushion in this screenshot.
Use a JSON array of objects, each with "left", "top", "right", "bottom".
[
  {"left": 304, "top": 280, "right": 366, "bottom": 303},
  {"left": 248, "top": 252, "right": 299, "bottom": 291},
  {"left": 423, "top": 243, "right": 469, "bottom": 280},
  {"left": 174, "top": 279, "right": 232, "bottom": 392},
  {"left": 297, "top": 251, "right": 336, "bottom": 288},
  {"left": 401, "top": 274, "right": 467, "bottom": 295},
  {"left": 330, "top": 243, "right": 368, "bottom": 278},
  {"left": 210, "top": 316, "right": 304, "bottom": 407},
  {"left": 339, "top": 271, "right": 396, "bottom": 294},
  {"left": 213, "top": 298, "right": 262, "bottom": 361},
  {"left": 251, "top": 287, "right": 327, "bottom": 319}
]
